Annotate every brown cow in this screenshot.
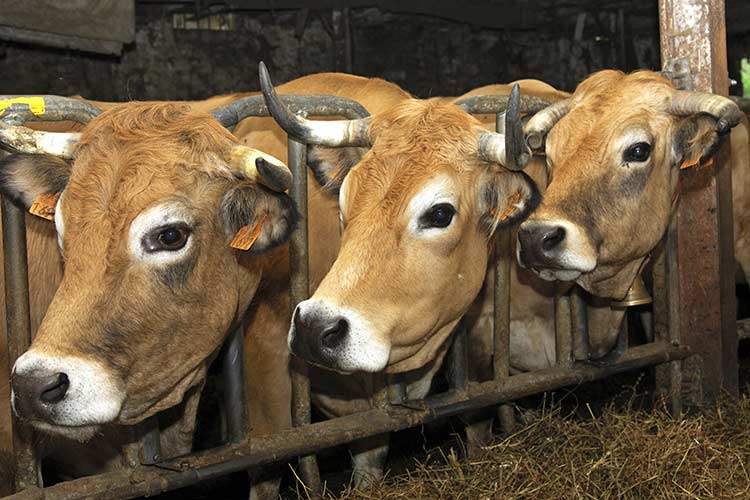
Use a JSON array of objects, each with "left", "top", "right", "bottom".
[
  {"left": 0, "top": 69, "right": 534, "bottom": 492},
  {"left": 517, "top": 70, "right": 748, "bottom": 303},
  {"left": 0, "top": 69, "right": 599, "bottom": 492},
  {"left": 0, "top": 99, "right": 299, "bottom": 495},
  {"left": 269, "top": 69, "right": 750, "bottom": 483}
]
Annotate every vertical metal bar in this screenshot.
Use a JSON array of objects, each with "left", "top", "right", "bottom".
[
  {"left": 493, "top": 228, "right": 515, "bottom": 433},
  {"left": 287, "top": 136, "right": 321, "bottom": 494},
  {"left": 121, "top": 417, "right": 161, "bottom": 468},
  {"left": 554, "top": 285, "right": 574, "bottom": 368},
  {"left": 493, "top": 111, "right": 516, "bottom": 432},
  {"left": 448, "top": 322, "right": 468, "bottom": 393},
  {"left": 139, "top": 422, "right": 162, "bottom": 465},
  {"left": 653, "top": 218, "right": 683, "bottom": 416},
  {"left": 658, "top": 0, "right": 738, "bottom": 403},
  {"left": 387, "top": 374, "right": 406, "bottom": 405},
  {"left": 222, "top": 326, "right": 247, "bottom": 444},
  {"left": 570, "top": 286, "right": 589, "bottom": 361},
  {"left": 2, "top": 199, "right": 39, "bottom": 491}
]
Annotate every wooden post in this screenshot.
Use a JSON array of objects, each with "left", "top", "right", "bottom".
[{"left": 658, "top": 0, "right": 738, "bottom": 403}]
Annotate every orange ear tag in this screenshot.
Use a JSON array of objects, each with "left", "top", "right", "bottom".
[
  {"left": 496, "top": 191, "right": 523, "bottom": 223},
  {"left": 29, "top": 192, "right": 60, "bottom": 221},
  {"left": 679, "top": 156, "right": 714, "bottom": 171},
  {"left": 230, "top": 213, "right": 267, "bottom": 251}
]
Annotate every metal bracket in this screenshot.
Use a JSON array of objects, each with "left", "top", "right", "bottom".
[{"left": 662, "top": 56, "right": 693, "bottom": 90}]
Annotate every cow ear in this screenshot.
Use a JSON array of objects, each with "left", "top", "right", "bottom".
[
  {"left": 220, "top": 181, "right": 300, "bottom": 254},
  {"left": 0, "top": 153, "right": 71, "bottom": 209},
  {"left": 672, "top": 114, "right": 731, "bottom": 170},
  {"left": 306, "top": 145, "right": 366, "bottom": 195},
  {"left": 479, "top": 171, "right": 541, "bottom": 236}
]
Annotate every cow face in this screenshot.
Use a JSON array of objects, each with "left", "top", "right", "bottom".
[
  {"left": 286, "top": 100, "right": 538, "bottom": 374},
  {"left": 516, "top": 70, "right": 743, "bottom": 298},
  {"left": 0, "top": 103, "right": 297, "bottom": 440}
]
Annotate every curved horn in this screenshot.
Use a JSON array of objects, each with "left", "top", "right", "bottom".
[
  {"left": 0, "top": 122, "right": 80, "bottom": 159},
  {"left": 259, "top": 62, "right": 371, "bottom": 147},
  {"left": 477, "top": 85, "right": 530, "bottom": 171},
  {"left": 524, "top": 98, "right": 573, "bottom": 150},
  {"left": 226, "top": 145, "right": 292, "bottom": 192},
  {"left": 670, "top": 91, "right": 743, "bottom": 134}
]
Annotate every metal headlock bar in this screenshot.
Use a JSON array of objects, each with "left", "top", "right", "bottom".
[{"left": 0, "top": 94, "right": 689, "bottom": 500}]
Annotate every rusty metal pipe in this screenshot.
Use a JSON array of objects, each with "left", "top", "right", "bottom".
[
  {"left": 493, "top": 107, "right": 516, "bottom": 433},
  {"left": 2, "top": 199, "right": 39, "bottom": 492},
  {"left": 222, "top": 326, "right": 247, "bottom": 444},
  {"left": 493, "top": 228, "right": 515, "bottom": 433},
  {"left": 287, "top": 135, "right": 321, "bottom": 494},
  {"left": 0, "top": 96, "right": 101, "bottom": 126},
  {"left": 210, "top": 94, "right": 370, "bottom": 128},
  {"left": 2, "top": 342, "right": 689, "bottom": 500}
]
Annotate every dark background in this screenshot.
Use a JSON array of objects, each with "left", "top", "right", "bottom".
[{"left": 0, "top": 0, "right": 748, "bottom": 101}]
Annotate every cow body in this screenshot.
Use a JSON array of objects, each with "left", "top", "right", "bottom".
[{"left": 0, "top": 71, "right": 540, "bottom": 490}]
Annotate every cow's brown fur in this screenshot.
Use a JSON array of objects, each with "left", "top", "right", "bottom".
[
  {"left": 524, "top": 70, "right": 750, "bottom": 299},
  {"left": 306, "top": 98, "right": 537, "bottom": 373},
  {"left": 0, "top": 75, "right": 415, "bottom": 486}
]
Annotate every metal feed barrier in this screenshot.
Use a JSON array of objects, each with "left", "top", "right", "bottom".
[{"left": 0, "top": 89, "right": 696, "bottom": 500}]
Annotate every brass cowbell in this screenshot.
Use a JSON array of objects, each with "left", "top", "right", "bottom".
[{"left": 611, "top": 275, "right": 652, "bottom": 308}]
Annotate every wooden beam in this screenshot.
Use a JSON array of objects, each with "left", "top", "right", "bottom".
[{"left": 658, "top": 0, "right": 738, "bottom": 403}]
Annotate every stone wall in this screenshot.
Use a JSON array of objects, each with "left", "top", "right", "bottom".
[{"left": 0, "top": 2, "right": 745, "bottom": 101}]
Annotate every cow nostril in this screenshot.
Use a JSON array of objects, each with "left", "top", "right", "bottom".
[
  {"left": 40, "top": 372, "right": 70, "bottom": 404},
  {"left": 321, "top": 318, "right": 349, "bottom": 349},
  {"left": 542, "top": 226, "right": 566, "bottom": 252}
]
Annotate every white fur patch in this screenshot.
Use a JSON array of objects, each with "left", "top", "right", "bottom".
[
  {"left": 616, "top": 127, "right": 653, "bottom": 166},
  {"left": 128, "top": 201, "right": 195, "bottom": 264},
  {"left": 405, "top": 176, "right": 458, "bottom": 236},
  {"left": 12, "top": 351, "right": 125, "bottom": 426}
]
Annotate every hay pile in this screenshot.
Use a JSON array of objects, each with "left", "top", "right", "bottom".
[{"left": 324, "top": 397, "right": 750, "bottom": 500}]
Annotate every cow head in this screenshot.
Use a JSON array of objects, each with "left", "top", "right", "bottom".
[
  {"left": 516, "top": 70, "right": 743, "bottom": 298},
  {"left": 0, "top": 101, "right": 297, "bottom": 440},
  {"left": 260, "top": 63, "right": 539, "bottom": 374}
]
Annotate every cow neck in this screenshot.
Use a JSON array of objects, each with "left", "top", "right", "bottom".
[{"left": 608, "top": 173, "right": 682, "bottom": 306}]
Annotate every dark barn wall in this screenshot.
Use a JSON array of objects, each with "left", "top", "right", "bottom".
[{"left": 0, "top": 1, "right": 746, "bottom": 101}]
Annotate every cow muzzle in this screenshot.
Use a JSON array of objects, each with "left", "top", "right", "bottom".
[
  {"left": 288, "top": 299, "right": 390, "bottom": 373},
  {"left": 11, "top": 351, "right": 125, "bottom": 441},
  {"left": 517, "top": 219, "right": 597, "bottom": 281}
]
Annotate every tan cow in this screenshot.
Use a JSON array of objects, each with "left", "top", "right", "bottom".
[
  {"left": 0, "top": 69, "right": 537, "bottom": 493},
  {"left": 0, "top": 98, "right": 300, "bottom": 494},
  {"left": 516, "top": 70, "right": 748, "bottom": 314},
  {"left": 269, "top": 69, "right": 749, "bottom": 483}
]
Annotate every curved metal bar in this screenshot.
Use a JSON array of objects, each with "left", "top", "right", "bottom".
[
  {"left": 0, "top": 96, "right": 102, "bottom": 125},
  {"left": 211, "top": 94, "right": 370, "bottom": 128},
  {"left": 454, "top": 94, "right": 551, "bottom": 115}
]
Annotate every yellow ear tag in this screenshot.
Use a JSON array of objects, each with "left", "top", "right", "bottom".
[
  {"left": 496, "top": 190, "right": 523, "bottom": 223},
  {"left": 679, "top": 156, "right": 713, "bottom": 171},
  {"left": 0, "top": 97, "right": 46, "bottom": 118},
  {"left": 230, "top": 213, "right": 267, "bottom": 251},
  {"left": 29, "top": 192, "right": 60, "bottom": 221}
]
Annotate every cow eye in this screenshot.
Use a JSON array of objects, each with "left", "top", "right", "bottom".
[
  {"left": 144, "top": 224, "right": 191, "bottom": 252},
  {"left": 420, "top": 203, "right": 456, "bottom": 229},
  {"left": 623, "top": 142, "right": 652, "bottom": 163}
]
